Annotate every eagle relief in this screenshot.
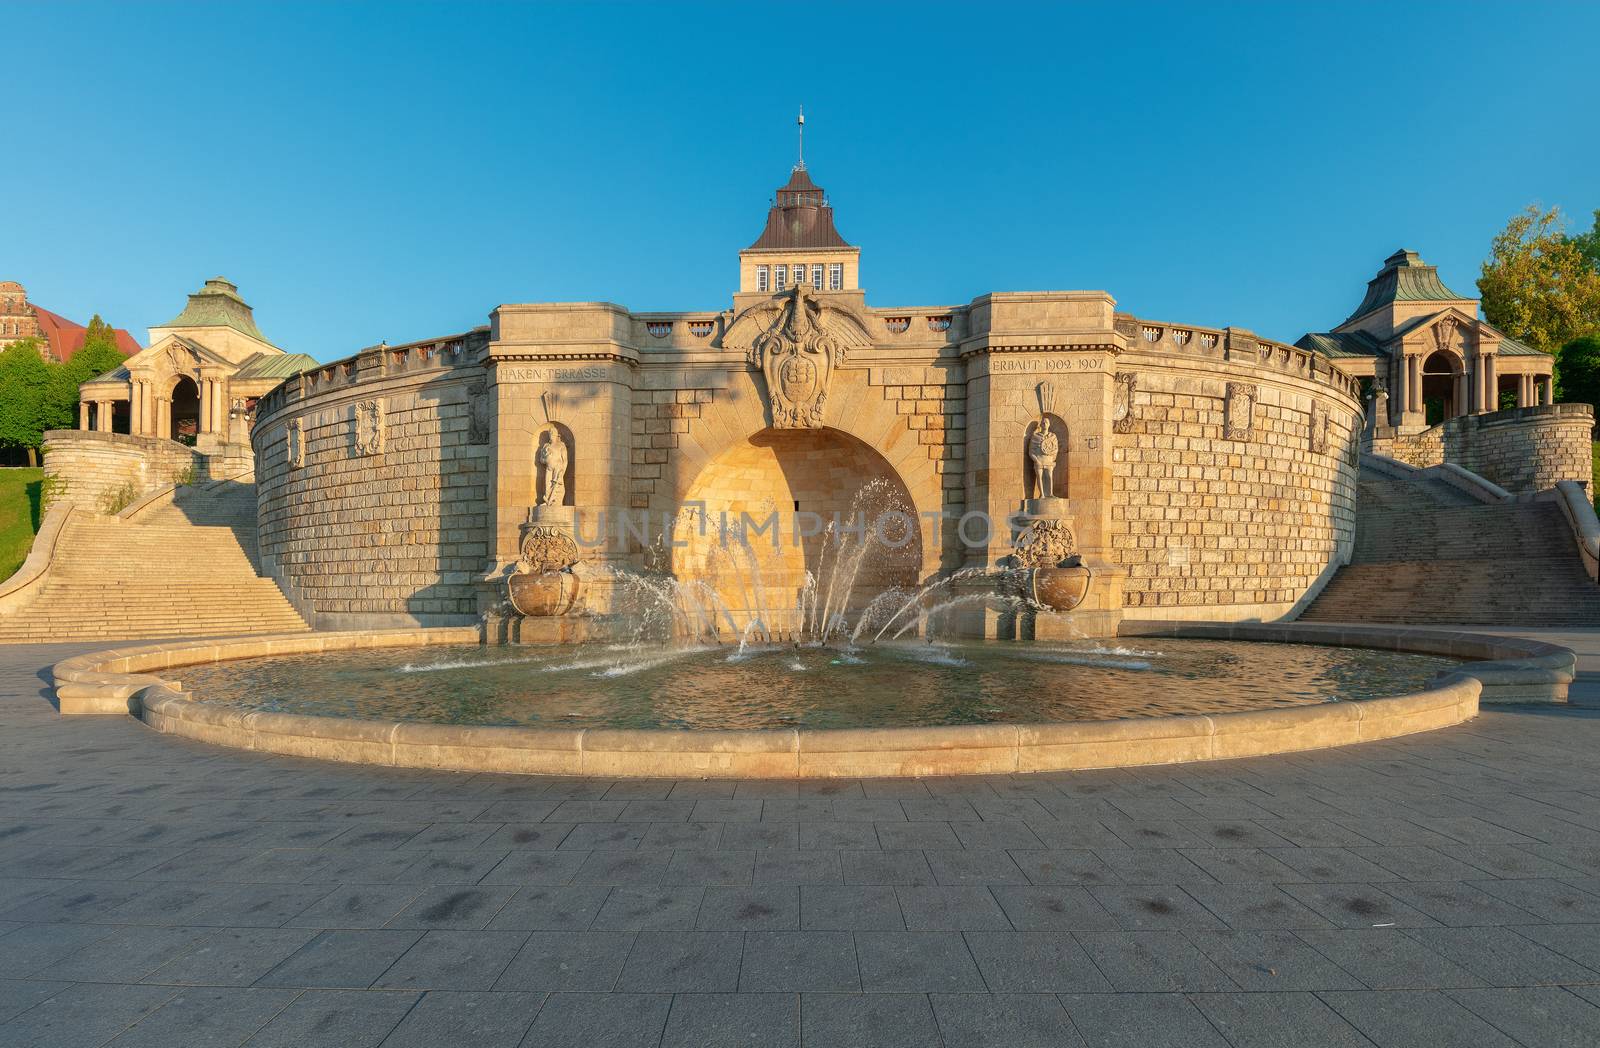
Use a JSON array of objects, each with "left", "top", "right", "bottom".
[{"left": 727, "top": 282, "right": 872, "bottom": 429}]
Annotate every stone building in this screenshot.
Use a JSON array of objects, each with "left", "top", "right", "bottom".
[
  {"left": 75, "top": 277, "right": 314, "bottom": 444},
  {"left": 1297, "top": 249, "right": 1554, "bottom": 427},
  {"left": 251, "top": 159, "right": 1376, "bottom": 634},
  {"left": 0, "top": 280, "right": 141, "bottom": 362}
]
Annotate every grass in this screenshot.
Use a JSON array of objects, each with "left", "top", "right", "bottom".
[{"left": 0, "top": 467, "right": 44, "bottom": 583}]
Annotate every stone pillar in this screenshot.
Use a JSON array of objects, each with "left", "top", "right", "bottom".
[
  {"left": 1519, "top": 373, "right": 1533, "bottom": 408},
  {"left": 95, "top": 402, "right": 110, "bottom": 432},
  {"left": 79, "top": 401, "right": 90, "bottom": 430},
  {"left": 1480, "top": 353, "right": 1497, "bottom": 413},
  {"left": 1452, "top": 372, "right": 1467, "bottom": 418},
  {"left": 157, "top": 396, "right": 170, "bottom": 439},
  {"left": 198, "top": 378, "right": 212, "bottom": 434}
]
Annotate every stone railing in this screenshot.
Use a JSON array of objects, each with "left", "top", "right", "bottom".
[
  {"left": 1375, "top": 403, "right": 1593, "bottom": 495},
  {"left": 1115, "top": 314, "right": 1365, "bottom": 403},
  {"left": 253, "top": 327, "right": 490, "bottom": 426},
  {"left": 41, "top": 430, "right": 203, "bottom": 514}
]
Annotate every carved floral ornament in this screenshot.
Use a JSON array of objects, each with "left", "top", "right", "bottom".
[
  {"left": 354, "top": 399, "right": 384, "bottom": 456},
  {"left": 1432, "top": 315, "right": 1461, "bottom": 356},
  {"left": 517, "top": 524, "right": 580, "bottom": 574},
  {"left": 723, "top": 283, "right": 874, "bottom": 429},
  {"left": 1223, "top": 382, "right": 1256, "bottom": 441},
  {"left": 1012, "top": 518, "right": 1078, "bottom": 568}
]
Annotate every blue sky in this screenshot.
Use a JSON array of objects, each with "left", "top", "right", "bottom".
[{"left": 7, "top": 2, "right": 1599, "bottom": 361}]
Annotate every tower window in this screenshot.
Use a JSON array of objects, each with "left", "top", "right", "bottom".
[
  {"left": 829, "top": 263, "right": 843, "bottom": 290},
  {"left": 757, "top": 265, "right": 769, "bottom": 292},
  {"left": 795, "top": 263, "right": 809, "bottom": 285},
  {"left": 811, "top": 264, "right": 824, "bottom": 288},
  {"left": 775, "top": 265, "right": 787, "bottom": 291}
]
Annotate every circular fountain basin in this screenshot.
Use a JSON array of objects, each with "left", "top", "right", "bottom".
[{"left": 49, "top": 625, "right": 1574, "bottom": 778}]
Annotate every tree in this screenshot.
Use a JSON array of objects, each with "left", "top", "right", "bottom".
[
  {"left": 1568, "top": 209, "right": 1600, "bottom": 274},
  {"left": 0, "top": 339, "right": 53, "bottom": 465},
  {"left": 1477, "top": 205, "right": 1600, "bottom": 354},
  {"left": 1556, "top": 334, "right": 1600, "bottom": 417}
]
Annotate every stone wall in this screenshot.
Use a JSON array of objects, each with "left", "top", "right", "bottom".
[
  {"left": 253, "top": 333, "right": 492, "bottom": 629},
  {"left": 1373, "top": 404, "right": 1593, "bottom": 495},
  {"left": 41, "top": 430, "right": 202, "bottom": 514},
  {"left": 1110, "top": 321, "right": 1362, "bottom": 618}
]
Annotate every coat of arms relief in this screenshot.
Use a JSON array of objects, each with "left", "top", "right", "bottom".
[{"left": 723, "top": 283, "right": 874, "bottom": 429}]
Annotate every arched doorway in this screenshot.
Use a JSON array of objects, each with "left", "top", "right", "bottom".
[
  {"left": 1421, "top": 351, "right": 1462, "bottom": 425},
  {"left": 170, "top": 376, "right": 200, "bottom": 442},
  {"left": 674, "top": 427, "right": 923, "bottom": 637}
]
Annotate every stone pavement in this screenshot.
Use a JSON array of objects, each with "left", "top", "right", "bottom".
[{"left": 2, "top": 637, "right": 1600, "bottom": 1047}]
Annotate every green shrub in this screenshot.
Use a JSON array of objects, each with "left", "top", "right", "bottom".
[{"left": 99, "top": 481, "right": 139, "bottom": 516}]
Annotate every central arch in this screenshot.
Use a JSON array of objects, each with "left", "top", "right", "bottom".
[
  {"left": 673, "top": 427, "right": 924, "bottom": 634},
  {"left": 1421, "top": 350, "right": 1463, "bottom": 424},
  {"left": 170, "top": 376, "right": 200, "bottom": 441}
]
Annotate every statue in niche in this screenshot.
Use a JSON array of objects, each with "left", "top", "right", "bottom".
[
  {"left": 1028, "top": 417, "right": 1060, "bottom": 498},
  {"left": 536, "top": 427, "right": 569, "bottom": 506}
]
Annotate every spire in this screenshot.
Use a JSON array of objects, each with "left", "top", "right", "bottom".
[{"left": 796, "top": 105, "right": 806, "bottom": 169}]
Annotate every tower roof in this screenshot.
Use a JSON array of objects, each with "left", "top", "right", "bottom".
[
  {"left": 746, "top": 165, "right": 853, "bottom": 251},
  {"left": 1343, "top": 249, "right": 1468, "bottom": 324},
  {"left": 159, "top": 276, "right": 270, "bottom": 342}
]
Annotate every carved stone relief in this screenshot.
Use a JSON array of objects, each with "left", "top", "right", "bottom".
[
  {"left": 354, "top": 399, "right": 384, "bottom": 456},
  {"left": 1309, "top": 401, "right": 1329, "bottom": 454},
  {"left": 724, "top": 283, "right": 874, "bottom": 429},
  {"left": 1223, "top": 382, "right": 1256, "bottom": 440},
  {"left": 518, "top": 523, "right": 580, "bottom": 574},
  {"left": 1112, "top": 372, "right": 1136, "bottom": 433},
  {"left": 286, "top": 419, "right": 304, "bottom": 468},
  {"left": 467, "top": 382, "right": 490, "bottom": 444},
  {"left": 1012, "top": 518, "right": 1079, "bottom": 568}
]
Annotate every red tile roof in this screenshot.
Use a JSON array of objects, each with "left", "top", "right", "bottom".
[{"left": 29, "top": 307, "right": 141, "bottom": 362}]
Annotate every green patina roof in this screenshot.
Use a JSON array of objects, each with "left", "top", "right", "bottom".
[
  {"left": 160, "top": 277, "right": 272, "bottom": 343},
  {"left": 1297, "top": 330, "right": 1383, "bottom": 359},
  {"left": 233, "top": 351, "right": 317, "bottom": 380},
  {"left": 1344, "top": 249, "right": 1468, "bottom": 323},
  {"left": 1497, "top": 335, "right": 1547, "bottom": 356}
]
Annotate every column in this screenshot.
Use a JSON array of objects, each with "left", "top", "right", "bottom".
[
  {"left": 198, "top": 378, "right": 211, "bottom": 434},
  {"left": 157, "top": 397, "right": 170, "bottom": 439},
  {"left": 1394, "top": 357, "right": 1410, "bottom": 421},
  {"left": 1484, "top": 354, "right": 1498, "bottom": 413},
  {"left": 1408, "top": 355, "right": 1423, "bottom": 414},
  {"left": 1453, "top": 372, "right": 1467, "bottom": 418},
  {"left": 96, "top": 402, "right": 110, "bottom": 432},
  {"left": 79, "top": 401, "right": 90, "bottom": 430},
  {"left": 1519, "top": 373, "right": 1533, "bottom": 407}
]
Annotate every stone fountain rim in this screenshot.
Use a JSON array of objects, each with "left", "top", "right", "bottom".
[{"left": 50, "top": 623, "right": 1574, "bottom": 778}]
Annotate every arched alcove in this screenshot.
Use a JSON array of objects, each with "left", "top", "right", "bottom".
[{"left": 1022, "top": 413, "right": 1069, "bottom": 500}]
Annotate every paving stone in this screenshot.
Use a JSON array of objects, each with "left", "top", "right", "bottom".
[
  {"left": 615, "top": 931, "right": 742, "bottom": 992},
  {"left": 592, "top": 887, "right": 703, "bottom": 930},
  {"left": 386, "top": 884, "right": 515, "bottom": 928},
  {"left": 1073, "top": 930, "right": 1238, "bottom": 992},
  {"left": 931, "top": 993, "right": 1085, "bottom": 1047},
  {"left": 1093, "top": 848, "right": 1214, "bottom": 885},
  {"left": 855, "top": 931, "right": 984, "bottom": 992},
  {"left": 0, "top": 921, "right": 117, "bottom": 976},
  {"left": 521, "top": 991, "right": 669, "bottom": 1048},
  {"left": 102, "top": 986, "right": 300, "bottom": 1047},
  {"left": 382, "top": 990, "right": 548, "bottom": 1046},
  {"left": 799, "top": 993, "right": 941, "bottom": 1048},
  {"left": 143, "top": 926, "right": 321, "bottom": 986},
  {"left": 739, "top": 931, "right": 859, "bottom": 991},
  {"left": 1279, "top": 883, "right": 1440, "bottom": 928},
  {"left": 492, "top": 930, "right": 633, "bottom": 991},
  {"left": 1470, "top": 877, "right": 1600, "bottom": 922},
  {"left": 0, "top": 982, "right": 178, "bottom": 1047},
  {"left": 1319, "top": 989, "right": 1521, "bottom": 1047},
  {"left": 484, "top": 885, "right": 610, "bottom": 931},
  {"left": 1447, "top": 986, "right": 1600, "bottom": 1048},
  {"left": 799, "top": 885, "right": 903, "bottom": 930},
  {"left": 895, "top": 886, "right": 1010, "bottom": 930},
  {"left": 257, "top": 928, "right": 425, "bottom": 988},
  {"left": 697, "top": 887, "right": 800, "bottom": 931},
  {"left": 1296, "top": 929, "right": 1486, "bottom": 989},
  {"left": 0, "top": 978, "right": 72, "bottom": 1024},
  {"left": 1060, "top": 992, "right": 1232, "bottom": 1047},
  {"left": 963, "top": 931, "right": 1113, "bottom": 992},
  {"left": 239, "top": 988, "right": 419, "bottom": 1047},
  {"left": 1185, "top": 929, "right": 1364, "bottom": 990},
  {"left": 40, "top": 924, "right": 210, "bottom": 982},
  {"left": 372, "top": 928, "right": 527, "bottom": 990},
  {"left": 840, "top": 850, "right": 935, "bottom": 886},
  {"left": 287, "top": 885, "right": 424, "bottom": 928},
  {"left": 662, "top": 992, "right": 798, "bottom": 1048},
  {"left": 1187, "top": 991, "right": 1372, "bottom": 1048},
  {"left": 1377, "top": 880, "right": 1545, "bottom": 926}
]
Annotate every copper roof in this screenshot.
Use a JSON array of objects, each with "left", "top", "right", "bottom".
[
  {"left": 746, "top": 165, "right": 853, "bottom": 251},
  {"left": 1343, "top": 249, "right": 1468, "bottom": 324}
]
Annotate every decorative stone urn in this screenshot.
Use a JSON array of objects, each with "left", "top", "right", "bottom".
[
  {"left": 507, "top": 506, "right": 582, "bottom": 617},
  {"left": 1010, "top": 498, "right": 1092, "bottom": 613}
]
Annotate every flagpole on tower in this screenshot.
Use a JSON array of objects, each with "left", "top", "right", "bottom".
[{"left": 797, "top": 105, "right": 805, "bottom": 169}]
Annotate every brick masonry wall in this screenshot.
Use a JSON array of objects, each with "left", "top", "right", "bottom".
[
  {"left": 1109, "top": 361, "right": 1360, "bottom": 613},
  {"left": 1372, "top": 405, "right": 1592, "bottom": 495},
  {"left": 254, "top": 365, "right": 490, "bottom": 627},
  {"left": 41, "top": 430, "right": 202, "bottom": 513},
  {"left": 1441, "top": 405, "right": 1593, "bottom": 495}
]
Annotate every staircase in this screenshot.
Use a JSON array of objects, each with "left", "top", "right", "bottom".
[
  {"left": 1300, "top": 470, "right": 1600, "bottom": 626},
  {"left": 0, "top": 477, "right": 308, "bottom": 642}
]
